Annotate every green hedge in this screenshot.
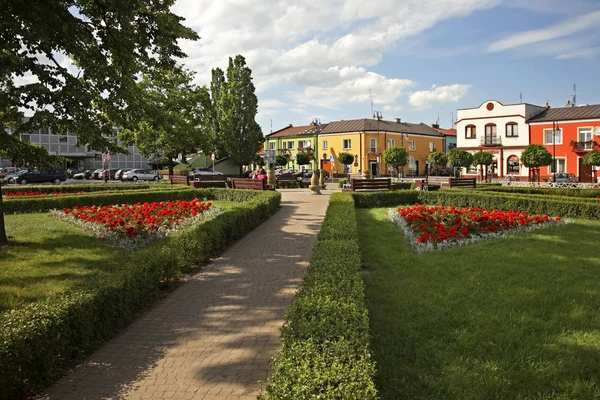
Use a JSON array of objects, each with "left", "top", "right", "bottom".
[
  {"left": 1, "top": 183, "right": 152, "bottom": 194},
  {"left": 0, "top": 190, "right": 280, "bottom": 399},
  {"left": 475, "top": 185, "right": 600, "bottom": 199},
  {"left": 261, "top": 193, "right": 378, "bottom": 400}
]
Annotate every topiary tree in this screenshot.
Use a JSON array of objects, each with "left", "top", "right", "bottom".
[
  {"left": 427, "top": 152, "right": 448, "bottom": 175},
  {"left": 582, "top": 150, "right": 600, "bottom": 182},
  {"left": 521, "top": 144, "right": 552, "bottom": 182},
  {"left": 296, "top": 153, "right": 311, "bottom": 168},
  {"left": 275, "top": 154, "right": 289, "bottom": 168},
  {"left": 337, "top": 152, "right": 355, "bottom": 176},
  {"left": 472, "top": 151, "right": 493, "bottom": 182},
  {"left": 383, "top": 146, "right": 408, "bottom": 177},
  {"left": 447, "top": 149, "right": 474, "bottom": 177}
]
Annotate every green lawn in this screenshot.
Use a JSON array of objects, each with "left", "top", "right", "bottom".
[
  {"left": 0, "top": 201, "right": 233, "bottom": 312},
  {"left": 358, "top": 208, "right": 600, "bottom": 400}
]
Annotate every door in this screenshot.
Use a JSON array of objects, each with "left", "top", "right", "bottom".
[
  {"left": 414, "top": 160, "right": 419, "bottom": 176},
  {"left": 370, "top": 161, "right": 378, "bottom": 177},
  {"left": 320, "top": 160, "right": 332, "bottom": 175},
  {"left": 579, "top": 158, "right": 593, "bottom": 183}
]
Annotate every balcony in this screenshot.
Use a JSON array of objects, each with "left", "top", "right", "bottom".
[
  {"left": 571, "top": 141, "right": 596, "bottom": 152},
  {"left": 367, "top": 147, "right": 381, "bottom": 156},
  {"left": 480, "top": 135, "right": 502, "bottom": 146}
]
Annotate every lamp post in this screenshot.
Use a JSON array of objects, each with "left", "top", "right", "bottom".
[{"left": 553, "top": 121, "right": 557, "bottom": 183}]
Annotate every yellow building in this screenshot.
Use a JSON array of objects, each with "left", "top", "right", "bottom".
[{"left": 318, "top": 118, "right": 445, "bottom": 176}]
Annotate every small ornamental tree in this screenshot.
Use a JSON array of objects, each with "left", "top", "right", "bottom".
[
  {"left": 521, "top": 144, "right": 552, "bottom": 182},
  {"left": 337, "top": 152, "right": 354, "bottom": 176},
  {"left": 472, "top": 151, "right": 493, "bottom": 182},
  {"left": 275, "top": 154, "right": 289, "bottom": 168},
  {"left": 255, "top": 156, "right": 265, "bottom": 167},
  {"left": 427, "top": 152, "right": 448, "bottom": 175},
  {"left": 296, "top": 153, "right": 311, "bottom": 168},
  {"left": 383, "top": 146, "right": 408, "bottom": 177},
  {"left": 447, "top": 149, "right": 474, "bottom": 177},
  {"left": 582, "top": 150, "right": 600, "bottom": 181}
]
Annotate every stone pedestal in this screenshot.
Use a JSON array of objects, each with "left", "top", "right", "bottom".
[
  {"left": 362, "top": 171, "right": 372, "bottom": 179},
  {"left": 309, "top": 170, "right": 321, "bottom": 195},
  {"left": 267, "top": 169, "right": 276, "bottom": 188},
  {"left": 318, "top": 169, "right": 326, "bottom": 189}
]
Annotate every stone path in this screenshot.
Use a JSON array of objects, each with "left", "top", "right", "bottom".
[{"left": 41, "top": 190, "right": 332, "bottom": 400}]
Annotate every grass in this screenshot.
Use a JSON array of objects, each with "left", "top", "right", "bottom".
[
  {"left": 0, "top": 200, "right": 232, "bottom": 312},
  {"left": 358, "top": 208, "right": 600, "bottom": 400}
]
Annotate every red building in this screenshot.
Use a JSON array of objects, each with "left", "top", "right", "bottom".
[{"left": 528, "top": 103, "right": 600, "bottom": 182}]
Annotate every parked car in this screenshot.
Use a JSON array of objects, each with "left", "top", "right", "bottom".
[
  {"left": 121, "top": 169, "right": 160, "bottom": 181},
  {"left": 12, "top": 170, "right": 67, "bottom": 185},
  {"left": 0, "top": 167, "right": 21, "bottom": 182},
  {"left": 90, "top": 169, "right": 105, "bottom": 180},
  {"left": 189, "top": 167, "right": 224, "bottom": 177},
  {"left": 72, "top": 170, "right": 91, "bottom": 180},
  {"left": 114, "top": 169, "right": 125, "bottom": 180},
  {"left": 299, "top": 170, "right": 330, "bottom": 180},
  {"left": 548, "top": 172, "right": 577, "bottom": 183}
]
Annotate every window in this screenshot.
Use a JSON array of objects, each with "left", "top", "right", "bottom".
[
  {"left": 59, "top": 137, "right": 68, "bottom": 143},
  {"left": 343, "top": 139, "right": 351, "bottom": 149},
  {"left": 387, "top": 139, "right": 396, "bottom": 148},
  {"left": 322, "top": 140, "right": 328, "bottom": 150},
  {"left": 465, "top": 125, "right": 476, "bottom": 139},
  {"left": 370, "top": 138, "right": 376, "bottom": 153},
  {"left": 408, "top": 140, "right": 416, "bottom": 151},
  {"left": 579, "top": 128, "right": 592, "bottom": 142},
  {"left": 544, "top": 128, "right": 562, "bottom": 145},
  {"left": 507, "top": 155, "right": 520, "bottom": 173},
  {"left": 429, "top": 142, "right": 436, "bottom": 152},
  {"left": 506, "top": 123, "right": 519, "bottom": 137},
  {"left": 20, "top": 134, "right": 30, "bottom": 142},
  {"left": 549, "top": 158, "right": 566, "bottom": 174},
  {"left": 287, "top": 141, "right": 294, "bottom": 149},
  {"left": 39, "top": 127, "right": 49, "bottom": 135},
  {"left": 268, "top": 142, "right": 275, "bottom": 150}
]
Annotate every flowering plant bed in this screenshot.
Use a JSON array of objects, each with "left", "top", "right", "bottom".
[
  {"left": 51, "top": 198, "right": 218, "bottom": 249},
  {"left": 4, "top": 190, "right": 84, "bottom": 197},
  {"left": 389, "top": 203, "right": 567, "bottom": 254}
]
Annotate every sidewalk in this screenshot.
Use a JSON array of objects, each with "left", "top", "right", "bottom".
[{"left": 41, "top": 191, "right": 331, "bottom": 400}]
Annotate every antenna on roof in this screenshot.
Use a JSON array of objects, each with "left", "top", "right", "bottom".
[
  {"left": 373, "top": 110, "right": 382, "bottom": 121},
  {"left": 572, "top": 84, "right": 577, "bottom": 106},
  {"left": 311, "top": 118, "right": 321, "bottom": 126},
  {"left": 369, "top": 89, "right": 374, "bottom": 118},
  {"left": 270, "top": 119, "right": 272, "bottom": 134},
  {"left": 451, "top": 112, "right": 454, "bottom": 126},
  {"left": 436, "top": 112, "right": 440, "bottom": 126},
  {"left": 520, "top": 92, "right": 523, "bottom": 103}
]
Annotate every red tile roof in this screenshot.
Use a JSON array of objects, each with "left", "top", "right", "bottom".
[
  {"left": 436, "top": 128, "right": 457, "bottom": 136},
  {"left": 265, "top": 123, "right": 329, "bottom": 138}
]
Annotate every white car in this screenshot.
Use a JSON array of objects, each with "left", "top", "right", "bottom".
[
  {"left": 121, "top": 169, "right": 161, "bottom": 181},
  {"left": 189, "top": 167, "right": 224, "bottom": 177}
]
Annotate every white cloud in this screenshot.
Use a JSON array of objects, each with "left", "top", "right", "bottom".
[
  {"left": 409, "top": 84, "right": 471, "bottom": 110},
  {"left": 556, "top": 47, "right": 600, "bottom": 60},
  {"left": 488, "top": 10, "right": 600, "bottom": 52}
]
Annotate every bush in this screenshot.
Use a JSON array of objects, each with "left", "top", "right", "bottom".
[
  {"left": 261, "top": 193, "right": 378, "bottom": 400},
  {"left": 0, "top": 190, "right": 281, "bottom": 399},
  {"left": 475, "top": 185, "right": 600, "bottom": 199},
  {"left": 1, "top": 183, "right": 152, "bottom": 194}
]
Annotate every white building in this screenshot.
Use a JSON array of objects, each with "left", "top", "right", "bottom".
[
  {"left": 456, "top": 100, "right": 546, "bottom": 178},
  {"left": 1, "top": 124, "right": 151, "bottom": 171}
]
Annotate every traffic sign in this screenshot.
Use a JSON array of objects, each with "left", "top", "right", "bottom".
[
  {"left": 329, "top": 155, "right": 335, "bottom": 162},
  {"left": 264, "top": 149, "right": 276, "bottom": 163}
]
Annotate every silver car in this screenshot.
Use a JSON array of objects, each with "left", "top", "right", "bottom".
[{"left": 121, "top": 169, "right": 160, "bottom": 181}]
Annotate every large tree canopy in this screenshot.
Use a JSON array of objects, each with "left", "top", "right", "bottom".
[
  {"left": 383, "top": 146, "right": 408, "bottom": 176},
  {"left": 521, "top": 144, "right": 552, "bottom": 168},
  {"left": 0, "top": 0, "right": 197, "bottom": 245}
]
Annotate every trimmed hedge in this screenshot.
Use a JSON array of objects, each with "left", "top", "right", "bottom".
[
  {"left": 1, "top": 183, "right": 152, "bottom": 194},
  {"left": 261, "top": 193, "right": 378, "bottom": 400},
  {"left": 475, "top": 185, "right": 600, "bottom": 199},
  {"left": 0, "top": 189, "right": 280, "bottom": 399},
  {"left": 338, "top": 178, "right": 412, "bottom": 191}
]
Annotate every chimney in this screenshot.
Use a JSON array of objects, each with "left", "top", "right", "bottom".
[
  {"left": 432, "top": 123, "right": 440, "bottom": 129},
  {"left": 394, "top": 117, "right": 401, "bottom": 123},
  {"left": 288, "top": 123, "right": 293, "bottom": 127},
  {"left": 565, "top": 100, "right": 574, "bottom": 108},
  {"left": 544, "top": 101, "right": 550, "bottom": 109}
]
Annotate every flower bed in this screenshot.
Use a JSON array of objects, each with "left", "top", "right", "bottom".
[
  {"left": 4, "top": 190, "right": 84, "bottom": 197},
  {"left": 389, "top": 203, "right": 567, "bottom": 253},
  {"left": 51, "top": 199, "right": 218, "bottom": 248}
]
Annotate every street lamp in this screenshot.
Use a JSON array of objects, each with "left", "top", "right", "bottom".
[{"left": 552, "top": 121, "right": 558, "bottom": 183}]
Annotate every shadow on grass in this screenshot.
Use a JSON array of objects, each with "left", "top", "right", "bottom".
[{"left": 358, "top": 208, "right": 600, "bottom": 400}]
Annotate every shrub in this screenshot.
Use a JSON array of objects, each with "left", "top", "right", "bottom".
[
  {"left": 1, "top": 183, "right": 152, "bottom": 194},
  {"left": 261, "top": 193, "right": 378, "bottom": 399},
  {"left": 0, "top": 190, "right": 281, "bottom": 399}
]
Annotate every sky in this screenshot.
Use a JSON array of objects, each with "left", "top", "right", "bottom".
[{"left": 172, "top": 0, "right": 600, "bottom": 134}]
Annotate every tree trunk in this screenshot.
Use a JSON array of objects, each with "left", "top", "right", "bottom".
[
  {"left": 239, "top": 164, "right": 243, "bottom": 175},
  {"left": 0, "top": 180, "right": 8, "bottom": 246},
  {"left": 168, "top": 158, "right": 174, "bottom": 176}
]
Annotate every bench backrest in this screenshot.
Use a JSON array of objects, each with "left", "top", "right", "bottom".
[
  {"left": 169, "top": 175, "right": 189, "bottom": 185},
  {"left": 193, "top": 174, "right": 227, "bottom": 181},
  {"left": 450, "top": 178, "right": 476, "bottom": 188},
  {"left": 351, "top": 178, "right": 391, "bottom": 191},
  {"left": 277, "top": 174, "right": 299, "bottom": 181},
  {"left": 231, "top": 178, "right": 266, "bottom": 190}
]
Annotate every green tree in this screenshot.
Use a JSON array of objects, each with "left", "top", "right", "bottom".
[
  {"left": 296, "top": 153, "right": 311, "bottom": 167},
  {"left": 383, "top": 146, "right": 408, "bottom": 177},
  {"left": 275, "top": 154, "right": 289, "bottom": 168},
  {"left": 119, "top": 67, "right": 205, "bottom": 175},
  {"left": 447, "top": 149, "right": 474, "bottom": 177},
  {"left": 0, "top": 0, "right": 197, "bottom": 245},
  {"left": 521, "top": 144, "right": 552, "bottom": 182},
  {"left": 427, "top": 151, "right": 448, "bottom": 175},
  {"left": 582, "top": 151, "right": 600, "bottom": 182},
  {"left": 337, "top": 152, "right": 354, "bottom": 175},
  {"left": 472, "top": 151, "right": 494, "bottom": 182},
  {"left": 219, "top": 55, "right": 263, "bottom": 174},
  {"left": 201, "top": 68, "right": 228, "bottom": 158}
]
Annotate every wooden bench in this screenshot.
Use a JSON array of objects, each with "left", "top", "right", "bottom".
[
  {"left": 276, "top": 173, "right": 301, "bottom": 188},
  {"left": 449, "top": 178, "right": 476, "bottom": 188},
  {"left": 190, "top": 174, "right": 228, "bottom": 188},
  {"left": 231, "top": 178, "right": 266, "bottom": 190},
  {"left": 343, "top": 178, "right": 391, "bottom": 192},
  {"left": 169, "top": 175, "right": 189, "bottom": 185},
  {"left": 426, "top": 176, "right": 452, "bottom": 188}
]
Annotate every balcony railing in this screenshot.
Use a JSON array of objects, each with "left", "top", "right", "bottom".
[
  {"left": 480, "top": 136, "right": 502, "bottom": 146},
  {"left": 571, "top": 141, "right": 595, "bottom": 152}
]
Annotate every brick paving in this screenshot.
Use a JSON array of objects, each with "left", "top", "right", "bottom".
[{"left": 40, "top": 190, "right": 332, "bottom": 400}]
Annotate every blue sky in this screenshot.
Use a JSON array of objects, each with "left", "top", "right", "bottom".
[{"left": 172, "top": 0, "right": 600, "bottom": 133}]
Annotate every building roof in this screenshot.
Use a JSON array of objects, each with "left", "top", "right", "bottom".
[
  {"left": 435, "top": 128, "right": 457, "bottom": 136},
  {"left": 265, "top": 123, "right": 329, "bottom": 138},
  {"left": 527, "top": 104, "right": 600, "bottom": 123},
  {"left": 320, "top": 118, "right": 444, "bottom": 137}
]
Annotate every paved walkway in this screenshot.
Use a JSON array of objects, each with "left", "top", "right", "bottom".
[{"left": 41, "top": 190, "right": 332, "bottom": 400}]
